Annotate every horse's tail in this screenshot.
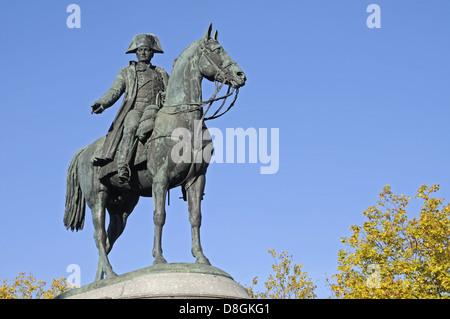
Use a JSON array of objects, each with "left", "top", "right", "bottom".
[{"left": 64, "top": 146, "right": 88, "bottom": 231}]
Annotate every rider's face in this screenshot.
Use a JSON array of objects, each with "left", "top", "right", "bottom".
[{"left": 136, "top": 46, "right": 153, "bottom": 63}]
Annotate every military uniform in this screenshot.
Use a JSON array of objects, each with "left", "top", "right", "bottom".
[
  {"left": 125, "top": 61, "right": 166, "bottom": 128},
  {"left": 92, "top": 34, "right": 169, "bottom": 182}
]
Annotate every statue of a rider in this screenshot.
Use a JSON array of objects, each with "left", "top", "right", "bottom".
[{"left": 91, "top": 34, "right": 169, "bottom": 183}]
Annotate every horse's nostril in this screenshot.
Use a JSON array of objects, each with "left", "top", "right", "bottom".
[{"left": 236, "top": 71, "right": 246, "bottom": 81}]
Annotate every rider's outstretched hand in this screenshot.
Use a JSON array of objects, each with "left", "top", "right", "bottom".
[{"left": 91, "top": 102, "right": 105, "bottom": 114}]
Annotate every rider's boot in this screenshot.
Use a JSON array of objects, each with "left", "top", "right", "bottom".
[{"left": 117, "top": 126, "right": 137, "bottom": 183}]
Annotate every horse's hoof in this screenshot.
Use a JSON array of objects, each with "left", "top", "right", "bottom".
[
  {"left": 195, "top": 256, "right": 211, "bottom": 266},
  {"left": 94, "top": 276, "right": 103, "bottom": 282},
  {"left": 153, "top": 256, "right": 168, "bottom": 265}
]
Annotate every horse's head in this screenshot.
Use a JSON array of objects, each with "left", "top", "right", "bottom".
[{"left": 198, "top": 24, "right": 246, "bottom": 89}]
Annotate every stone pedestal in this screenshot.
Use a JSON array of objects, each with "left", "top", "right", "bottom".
[{"left": 55, "top": 263, "right": 249, "bottom": 299}]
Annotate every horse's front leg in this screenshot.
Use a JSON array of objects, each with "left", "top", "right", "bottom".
[
  {"left": 152, "top": 180, "right": 168, "bottom": 265},
  {"left": 186, "top": 174, "right": 210, "bottom": 265}
]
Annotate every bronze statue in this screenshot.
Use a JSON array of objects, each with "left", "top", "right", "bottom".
[
  {"left": 64, "top": 24, "right": 246, "bottom": 281},
  {"left": 90, "top": 34, "right": 169, "bottom": 183}
]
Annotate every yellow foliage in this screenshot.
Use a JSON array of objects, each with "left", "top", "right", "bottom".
[
  {"left": 0, "top": 272, "right": 74, "bottom": 299},
  {"left": 329, "top": 185, "right": 450, "bottom": 299},
  {"left": 247, "top": 248, "right": 317, "bottom": 299}
]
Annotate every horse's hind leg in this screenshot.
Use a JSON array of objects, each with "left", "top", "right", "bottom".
[
  {"left": 186, "top": 175, "right": 210, "bottom": 265},
  {"left": 91, "top": 189, "right": 118, "bottom": 281},
  {"left": 105, "top": 193, "right": 139, "bottom": 254}
]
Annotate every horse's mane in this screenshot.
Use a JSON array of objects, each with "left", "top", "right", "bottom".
[{"left": 172, "top": 40, "right": 201, "bottom": 69}]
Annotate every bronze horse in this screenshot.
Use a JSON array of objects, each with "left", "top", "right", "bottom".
[{"left": 64, "top": 25, "right": 246, "bottom": 281}]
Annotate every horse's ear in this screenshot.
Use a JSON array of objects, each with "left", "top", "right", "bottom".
[
  {"left": 202, "top": 23, "right": 213, "bottom": 42},
  {"left": 213, "top": 30, "right": 219, "bottom": 41}
]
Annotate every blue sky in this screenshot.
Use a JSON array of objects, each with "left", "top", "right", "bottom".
[{"left": 1, "top": 0, "right": 450, "bottom": 298}]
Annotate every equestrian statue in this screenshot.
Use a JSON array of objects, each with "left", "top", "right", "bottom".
[{"left": 63, "top": 24, "right": 246, "bottom": 281}]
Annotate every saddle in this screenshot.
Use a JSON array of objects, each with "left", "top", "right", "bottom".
[
  {"left": 98, "top": 109, "right": 156, "bottom": 187},
  {"left": 98, "top": 138, "right": 149, "bottom": 186}
]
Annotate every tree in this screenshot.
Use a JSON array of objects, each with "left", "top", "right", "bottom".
[
  {"left": 247, "top": 248, "right": 317, "bottom": 299},
  {"left": 330, "top": 185, "right": 450, "bottom": 298},
  {"left": 0, "top": 272, "right": 73, "bottom": 299}
]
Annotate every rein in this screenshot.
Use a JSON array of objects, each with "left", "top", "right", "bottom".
[{"left": 159, "top": 81, "right": 239, "bottom": 121}]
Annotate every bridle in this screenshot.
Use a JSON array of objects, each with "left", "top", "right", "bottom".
[
  {"left": 199, "top": 43, "right": 241, "bottom": 121},
  {"left": 200, "top": 44, "right": 238, "bottom": 87},
  {"left": 160, "top": 41, "right": 240, "bottom": 122}
]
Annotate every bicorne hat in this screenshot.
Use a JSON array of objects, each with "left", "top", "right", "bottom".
[{"left": 126, "top": 34, "right": 164, "bottom": 54}]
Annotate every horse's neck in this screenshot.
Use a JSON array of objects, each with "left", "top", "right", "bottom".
[
  {"left": 153, "top": 42, "right": 204, "bottom": 138},
  {"left": 165, "top": 42, "right": 203, "bottom": 106}
]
